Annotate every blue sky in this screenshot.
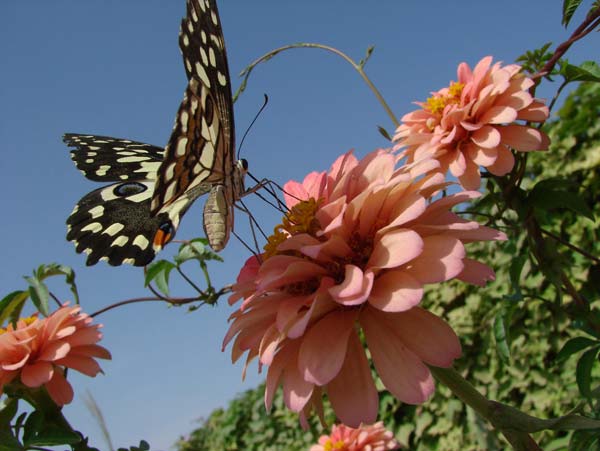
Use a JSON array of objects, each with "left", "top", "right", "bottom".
[{"left": 0, "top": 1, "right": 597, "bottom": 450}]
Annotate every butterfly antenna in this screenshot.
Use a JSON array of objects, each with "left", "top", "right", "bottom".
[{"left": 237, "top": 94, "right": 269, "bottom": 161}]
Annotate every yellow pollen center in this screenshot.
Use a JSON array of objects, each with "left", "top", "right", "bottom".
[
  {"left": 425, "top": 81, "right": 465, "bottom": 115},
  {"left": 324, "top": 439, "right": 346, "bottom": 451},
  {"left": 263, "top": 198, "right": 322, "bottom": 259}
]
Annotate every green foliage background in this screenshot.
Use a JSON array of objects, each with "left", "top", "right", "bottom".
[{"left": 175, "top": 82, "right": 600, "bottom": 451}]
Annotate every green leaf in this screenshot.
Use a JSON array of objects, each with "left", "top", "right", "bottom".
[
  {"left": 377, "top": 125, "right": 392, "bottom": 141},
  {"left": 35, "top": 263, "right": 80, "bottom": 304},
  {"left": 25, "top": 425, "right": 81, "bottom": 446},
  {"left": 562, "top": 0, "right": 584, "bottom": 26},
  {"left": 561, "top": 61, "right": 600, "bottom": 83},
  {"left": 576, "top": 346, "right": 599, "bottom": 397},
  {"left": 529, "top": 178, "right": 594, "bottom": 221},
  {"left": 0, "top": 291, "right": 29, "bottom": 327},
  {"left": 570, "top": 429, "right": 600, "bottom": 451},
  {"left": 556, "top": 337, "right": 599, "bottom": 364},
  {"left": 494, "top": 311, "right": 511, "bottom": 363},
  {"left": 175, "top": 238, "right": 223, "bottom": 265},
  {"left": 0, "top": 428, "right": 23, "bottom": 451},
  {"left": 505, "top": 254, "right": 527, "bottom": 301},
  {"left": 0, "top": 398, "right": 18, "bottom": 426},
  {"left": 145, "top": 260, "right": 175, "bottom": 287},
  {"left": 145, "top": 260, "right": 175, "bottom": 296},
  {"left": 23, "top": 411, "right": 43, "bottom": 445},
  {"left": 24, "top": 277, "right": 49, "bottom": 317}
]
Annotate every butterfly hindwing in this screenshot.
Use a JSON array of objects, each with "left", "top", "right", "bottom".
[
  {"left": 66, "top": 181, "right": 170, "bottom": 266},
  {"left": 151, "top": 0, "right": 235, "bottom": 215}
]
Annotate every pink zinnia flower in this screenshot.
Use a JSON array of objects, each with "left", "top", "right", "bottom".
[
  {"left": 223, "top": 149, "right": 506, "bottom": 426},
  {"left": 394, "top": 56, "right": 550, "bottom": 189},
  {"left": 310, "top": 422, "right": 400, "bottom": 451},
  {"left": 0, "top": 304, "right": 111, "bottom": 405}
]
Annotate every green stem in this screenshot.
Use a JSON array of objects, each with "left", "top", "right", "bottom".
[
  {"left": 430, "top": 366, "right": 541, "bottom": 450},
  {"left": 235, "top": 43, "right": 399, "bottom": 127}
]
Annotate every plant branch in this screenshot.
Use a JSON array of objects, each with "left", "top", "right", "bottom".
[{"left": 235, "top": 43, "right": 399, "bottom": 127}]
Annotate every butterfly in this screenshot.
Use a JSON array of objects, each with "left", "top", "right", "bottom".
[{"left": 65, "top": 0, "right": 247, "bottom": 266}]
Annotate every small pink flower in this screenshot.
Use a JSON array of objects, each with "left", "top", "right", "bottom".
[
  {"left": 0, "top": 304, "right": 111, "bottom": 405},
  {"left": 310, "top": 422, "right": 400, "bottom": 451},
  {"left": 224, "top": 149, "right": 506, "bottom": 426},
  {"left": 394, "top": 56, "right": 550, "bottom": 189}
]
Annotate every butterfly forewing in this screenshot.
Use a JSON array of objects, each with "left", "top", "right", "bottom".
[
  {"left": 151, "top": 0, "right": 235, "bottom": 215},
  {"left": 65, "top": 133, "right": 209, "bottom": 266},
  {"left": 64, "top": 134, "right": 164, "bottom": 182}
]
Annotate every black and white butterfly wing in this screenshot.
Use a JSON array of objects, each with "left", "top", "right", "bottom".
[
  {"left": 151, "top": 0, "right": 236, "bottom": 218},
  {"left": 65, "top": 134, "right": 209, "bottom": 266}
]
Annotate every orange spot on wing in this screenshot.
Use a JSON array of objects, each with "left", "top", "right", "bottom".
[{"left": 153, "top": 229, "right": 172, "bottom": 248}]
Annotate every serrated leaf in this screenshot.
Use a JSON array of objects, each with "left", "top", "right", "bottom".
[
  {"left": 0, "top": 291, "right": 29, "bottom": 327},
  {"left": 24, "top": 277, "right": 49, "bottom": 317},
  {"left": 494, "top": 312, "right": 511, "bottom": 363},
  {"left": 562, "top": 0, "right": 584, "bottom": 26},
  {"left": 556, "top": 337, "right": 599, "bottom": 364},
  {"left": 34, "top": 263, "right": 80, "bottom": 304},
  {"left": 175, "top": 239, "right": 223, "bottom": 265},
  {"left": 576, "top": 346, "right": 599, "bottom": 397},
  {"left": 145, "top": 260, "right": 175, "bottom": 296},
  {"left": 145, "top": 260, "right": 175, "bottom": 287},
  {"left": 561, "top": 61, "right": 600, "bottom": 83}
]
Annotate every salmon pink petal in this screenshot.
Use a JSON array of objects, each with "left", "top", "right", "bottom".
[
  {"left": 499, "top": 124, "right": 550, "bottom": 151},
  {"left": 457, "top": 160, "right": 481, "bottom": 190},
  {"left": 480, "top": 105, "right": 518, "bottom": 124},
  {"left": 21, "top": 361, "right": 53, "bottom": 387},
  {"left": 327, "top": 331, "right": 379, "bottom": 427},
  {"left": 45, "top": 369, "right": 74, "bottom": 406},
  {"left": 368, "top": 229, "right": 423, "bottom": 269},
  {"left": 456, "top": 258, "right": 496, "bottom": 286},
  {"left": 369, "top": 270, "right": 423, "bottom": 312},
  {"left": 2, "top": 352, "right": 30, "bottom": 371},
  {"left": 471, "top": 125, "right": 501, "bottom": 148},
  {"left": 329, "top": 265, "right": 374, "bottom": 306},
  {"left": 276, "top": 295, "right": 313, "bottom": 334},
  {"left": 389, "top": 307, "right": 461, "bottom": 366},
  {"left": 517, "top": 100, "right": 549, "bottom": 122},
  {"left": 69, "top": 344, "right": 111, "bottom": 360},
  {"left": 287, "top": 282, "right": 336, "bottom": 338},
  {"left": 258, "top": 324, "right": 282, "bottom": 366},
  {"left": 406, "top": 236, "right": 465, "bottom": 284},
  {"left": 258, "top": 257, "right": 327, "bottom": 291},
  {"left": 38, "top": 341, "right": 71, "bottom": 361},
  {"left": 467, "top": 144, "right": 498, "bottom": 166},
  {"left": 487, "top": 147, "right": 515, "bottom": 175},
  {"left": 362, "top": 307, "right": 434, "bottom": 404},
  {"left": 283, "top": 360, "right": 314, "bottom": 413},
  {"left": 55, "top": 355, "right": 102, "bottom": 377},
  {"left": 382, "top": 192, "right": 427, "bottom": 231},
  {"left": 264, "top": 344, "right": 291, "bottom": 411},
  {"left": 284, "top": 172, "right": 326, "bottom": 207},
  {"left": 448, "top": 150, "right": 466, "bottom": 177},
  {"left": 298, "top": 310, "right": 358, "bottom": 385}
]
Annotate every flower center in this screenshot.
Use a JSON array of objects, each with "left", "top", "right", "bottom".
[
  {"left": 425, "top": 81, "right": 464, "bottom": 115},
  {"left": 324, "top": 439, "right": 346, "bottom": 451},
  {"left": 263, "top": 198, "right": 322, "bottom": 259}
]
